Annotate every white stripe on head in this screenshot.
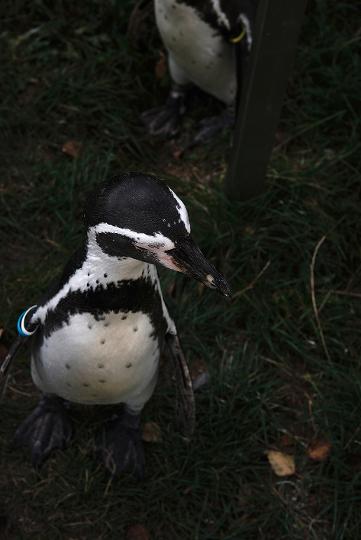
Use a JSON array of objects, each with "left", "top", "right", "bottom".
[
  {"left": 168, "top": 188, "right": 191, "bottom": 233},
  {"left": 210, "top": 0, "right": 230, "bottom": 30},
  {"left": 238, "top": 14, "right": 252, "bottom": 50},
  {"left": 92, "top": 223, "right": 175, "bottom": 250},
  {"left": 93, "top": 223, "right": 180, "bottom": 272}
]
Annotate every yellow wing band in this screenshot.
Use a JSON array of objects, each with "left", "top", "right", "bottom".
[{"left": 230, "top": 28, "right": 246, "bottom": 44}]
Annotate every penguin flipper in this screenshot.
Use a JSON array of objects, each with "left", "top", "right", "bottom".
[
  {"left": 14, "top": 395, "right": 72, "bottom": 467},
  {"left": 95, "top": 408, "right": 145, "bottom": 479},
  {"left": 165, "top": 333, "right": 195, "bottom": 438}
]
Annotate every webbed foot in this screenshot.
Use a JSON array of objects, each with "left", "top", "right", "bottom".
[
  {"left": 141, "top": 89, "right": 186, "bottom": 137},
  {"left": 96, "top": 408, "right": 144, "bottom": 479},
  {"left": 192, "top": 107, "right": 235, "bottom": 146},
  {"left": 14, "top": 395, "right": 72, "bottom": 467}
]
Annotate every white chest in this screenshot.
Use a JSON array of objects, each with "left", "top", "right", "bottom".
[
  {"left": 31, "top": 310, "right": 160, "bottom": 407},
  {"left": 154, "top": 0, "right": 236, "bottom": 104}
]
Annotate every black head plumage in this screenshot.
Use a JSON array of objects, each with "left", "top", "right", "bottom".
[{"left": 85, "top": 172, "right": 190, "bottom": 240}]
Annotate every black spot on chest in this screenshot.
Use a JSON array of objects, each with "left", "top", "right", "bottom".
[{"left": 34, "top": 277, "right": 168, "bottom": 350}]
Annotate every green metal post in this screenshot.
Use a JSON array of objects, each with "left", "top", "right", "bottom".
[{"left": 225, "top": 0, "right": 307, "bottom": 200}]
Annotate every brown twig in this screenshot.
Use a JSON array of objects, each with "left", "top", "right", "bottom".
[
  {"left": 233, "top": 260, "right": 271, "bottom": 299},
  {"left": 310, "top": 236, "right": 331, "bottom": 362}
]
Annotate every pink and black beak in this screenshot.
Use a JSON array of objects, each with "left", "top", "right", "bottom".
[{"left": 166, "top": 236, "right": 231, "bottom": 298}]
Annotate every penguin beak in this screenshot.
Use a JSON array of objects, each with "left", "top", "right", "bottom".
[{"left": 166, "top": 237, "right": 231, "bottom": 297}]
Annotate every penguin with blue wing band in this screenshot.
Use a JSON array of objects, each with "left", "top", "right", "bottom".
[
  {"left": 141, "top": 0, "right": 257, "bottom": 144},
  {"left": 14, "top": 172, "right": 230, "bottom": 478}
]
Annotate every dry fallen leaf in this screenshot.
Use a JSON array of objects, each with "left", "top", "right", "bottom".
[
  {"left": 267, "top": 450, "right": 296, "bottom": 477},
  {"left": 243, "top": 225, "right": 256, "bottom": 236},
  {"left": 126, "top": 524, "right": 150, "bottom": 540},
  {"left": 155, "top": 51, "right": 166, "bottom": 79},
  {"left": 62, "top": 140, "right": 82, "bottom": 158},
  {"left": 142, "top": 421, "right": 161, "bottom": 443},
  {"left": 307, "top": 440, "right": 331, "bottom": 462}
]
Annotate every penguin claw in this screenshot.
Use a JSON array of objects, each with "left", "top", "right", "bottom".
[
  {"left": 95, "top": 412, "right": 145, "bottom": 479},
  {"left": 14, "top": 396, "right": 72, "bottom": 467}
]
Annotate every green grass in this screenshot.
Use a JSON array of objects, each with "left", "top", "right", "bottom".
[{"left": 0, "top": 0, "right": 360, "bottom": 538}]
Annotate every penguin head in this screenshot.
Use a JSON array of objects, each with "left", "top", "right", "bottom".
[{"left": 85, "top": 173, "right": 230, "bottom": 296}]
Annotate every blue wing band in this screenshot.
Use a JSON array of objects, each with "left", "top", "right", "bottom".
[{"left": 17, "top": 305, "right": 38, "bottom": 337}]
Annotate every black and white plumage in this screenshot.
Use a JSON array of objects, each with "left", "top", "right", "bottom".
[
  {"left": 142, "top": 0, "right": 257, "bottom": 141},
  {"left": 15, "top": 172, "right": 230, "bottom": 477}
]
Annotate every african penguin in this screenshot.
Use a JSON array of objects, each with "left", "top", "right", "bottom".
[
  {"left": 14, "top": 172, "right": 230, "bottom": 477},
  {"left": 142, "top": 0, "right": 258, "bottom": 143}
]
